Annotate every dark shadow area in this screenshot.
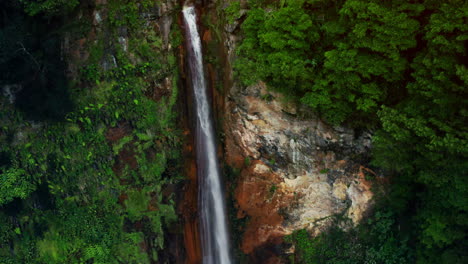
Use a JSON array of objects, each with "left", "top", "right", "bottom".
[
  {"left": 0, "top": 0, "right": 73, "bottom": 121},
  {"left": 0, "top": 151, "right": 12, "bottom": 168}
]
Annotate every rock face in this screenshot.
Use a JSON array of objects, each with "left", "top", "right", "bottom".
[
  {"left": 223, "top": 82, "right": 374, "bottom": 254},
  {"left": 65, "top": 1, "right": 191, "bottom": 262},
  {"left": 195, "top": 0, "right": 376, "bottom": 259},
  {"left": 202, "top": 2, "right": 377, "bottom": 255}
]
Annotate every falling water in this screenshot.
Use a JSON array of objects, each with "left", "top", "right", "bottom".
[{"left": 183, "top": 6, "right": 232, "bottom": 264}]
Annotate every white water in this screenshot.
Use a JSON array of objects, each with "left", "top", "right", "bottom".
[{"left": 183, "top": 6, "right": 232, "bottom": 264}]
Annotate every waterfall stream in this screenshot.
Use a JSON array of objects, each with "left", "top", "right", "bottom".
[{"left": 183, "top": 6, "right": 232, "bottom": 264}]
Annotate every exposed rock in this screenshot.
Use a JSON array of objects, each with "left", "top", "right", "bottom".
[
  {"left": 159, "top": 1, "right": 175, "bottom": 47},
  {"left": 101, "top": 54, "right": 117, "bottom": 71},
  {"left": 198, "top": 0, "right": 377, "bottom": 258},
  {"left": 2, "top": 84, "right": 22, "bottom": 104},
  {"left": 235, "top": 160, "right": 293, "bottom": 254},
  {"left": 224, "top": 9, "right": 247, "bottom": 33},
  {"left": 223, "top": 81, "right": 374, "bottom": 254},
  {"left": 117, "top": 26, "right": 129, "bottom": 52},
  {"left": 93, "top": 10, "right": 103, "bottom": 25}
]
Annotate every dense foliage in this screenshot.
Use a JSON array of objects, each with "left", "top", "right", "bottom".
[
  {"left": 19, "top": 0, "right": 79, "bottom": 16},
  {"left": 286, "top": 208, "right": 413, "bottom": 264},
  {"left": 1, "top": 0, "right": 181, "bottom": 263},
  {"left": 231, "top": 0, "right": 468, "bottom": 263}
]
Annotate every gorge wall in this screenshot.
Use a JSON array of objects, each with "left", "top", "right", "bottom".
[
  {"left": 61, "top": 0, "right": 376, "bottom": 262},
  {"left": 63, "top": 0, "right": 188, "bottom": 262},
  {"left": 2, "top": 1, "right": 464, "bottom": 263},
  {"left": 200, "top": 1, "right": 376, "bottom": 261}
]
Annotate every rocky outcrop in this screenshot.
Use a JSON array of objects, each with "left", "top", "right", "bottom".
[{"left": 223, "top": 82, "right": 374, "bottom": 254}]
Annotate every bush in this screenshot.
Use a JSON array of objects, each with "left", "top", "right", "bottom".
[{"left": 20, "top": 0, "right": 79, "bottom": 16}]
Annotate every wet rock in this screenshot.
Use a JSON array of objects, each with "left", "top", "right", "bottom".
[
  {"left": 101, "top": 54, "right": 117, "bottom": 71},
  {"left": 93, "top": 10, "right": 103, "bottom": 25},
  {"left": 117, "top": 26, "right": 128, "bottom": 52}
]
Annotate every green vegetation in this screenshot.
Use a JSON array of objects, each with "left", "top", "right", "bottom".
[
  {"left": 287, "top": 208, "right": 413, "bottom": 264},
  {"left": 0, "top": 168, "right": 35, "bottom": 205},
  {"left": 224, "top": 165, "right": 249, "bottom": 263},
  {"left": 20, "top": 0, "right": 79, "bottom": 16},
  {"left": 1, "top": 0, "right": 181, "bottom": 263},
  {"left": 225, "top": 1, "right": 242, "bottom": 24},
  {"left": 232, "top": 0, "right": 468, "bottom": 263}
]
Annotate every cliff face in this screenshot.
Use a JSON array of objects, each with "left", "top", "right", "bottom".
[
  {"left": 63, "top": 0, "right": 189, "bottom": 262},
  {"left": 64, "top": 0, "right": 375, "bottom": 260},
  {"left": 64, "top": 0, "right": 178, "bottom": 79},
  {"left": 201, "top": 1, "right": 376, "bottom": 260},
  {"left": 224, "top": 82, "right": 374, "bottom": 255},
  {"left": 68, "top": 0, "right": 375, "bottom": 260},
  {"left": 3, "top": 0, "right": 376, "bottom": 261}
]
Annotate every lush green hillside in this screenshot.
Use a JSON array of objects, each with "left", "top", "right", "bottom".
[
  {"left": 0, "top": 0, "right": 182, "bottom": 263},
  {"left": 230, "top": 0, "right": 467, "bottom": 263},
  {"left": 1, "top": 0, "right": 467, "bottom": 263}
]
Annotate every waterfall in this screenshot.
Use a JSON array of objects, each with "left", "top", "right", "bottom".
[{"left": 183, "top": 6, "right": 232, "bottom": 264}]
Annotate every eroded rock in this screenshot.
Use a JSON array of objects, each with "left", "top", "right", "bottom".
[{"left": 224, "top": 82, "right": 375, "bottom": 254}]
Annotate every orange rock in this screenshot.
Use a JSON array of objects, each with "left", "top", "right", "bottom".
[
  {"left": 184, "top": 220, "right": 202, "bottom": 264},
  {"left": 202, "top": 30, "right": 212, "bottom": 43},
  {"left": 234, "top": 160, "right": 293, "bottom": 254}
]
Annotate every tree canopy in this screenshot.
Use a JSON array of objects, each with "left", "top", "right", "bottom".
[{"left": 233, "top": 0, "right": 468, "bottom": 262}]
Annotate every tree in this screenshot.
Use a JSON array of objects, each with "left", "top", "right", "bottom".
[
  {"left": 237, "top": 0, "right": 468, "bottom": 262},
  {"left": 372, "top": 1, "right": 468, "bottom": 261},
  {"left": 302, "top": 0, "right": 421, "bottom": 124},
  {"left": 236, "top": 2, "right": 318, "bottom": 93}
]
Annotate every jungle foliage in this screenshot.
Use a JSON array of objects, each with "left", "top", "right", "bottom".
[
  {"left": 19, "top": 0, "right": 79, "bottom": 16},
  {"left": 286, "top": 208, "right": 413, "bottom": 264},
  {"left": 0, "top": 0, "right": 181, "bottom": 263},
  {"left": 231, "top": 0, "right": 468, "bottom": 263}
]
